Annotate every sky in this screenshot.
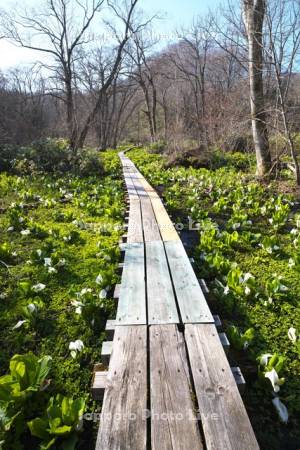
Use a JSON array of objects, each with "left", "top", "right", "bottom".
[{"left": 0, "top": 0, "right": 221, "bottom": 70}]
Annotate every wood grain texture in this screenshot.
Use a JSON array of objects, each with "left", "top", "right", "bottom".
[
  {"left": 185, "top": 324, "right": 259, "bottom": 450},
  {"left": 165, "top": 241, "right": 214, "bottom": 323},
  {"left": 95, "top": 326, "right": 147, "bottom": 450},
  {"left": 141, "top": 197, "right": 161, "bottom": 242},
  {"left": 116, "top": 243, "right": 146, "bottom": 325},
  {"left": 146, "top": 241, "right": 179, "bottom": 324},
  {"left": 127, "top": 198, "right": 144, "bottom": 243},
  {"left": 150, "top": 325, "right": 203, "bottom": 450}
]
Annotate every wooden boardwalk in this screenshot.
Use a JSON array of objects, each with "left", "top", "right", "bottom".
[{"left": 94, "top": 152, "right": 259, "bottom": 450}]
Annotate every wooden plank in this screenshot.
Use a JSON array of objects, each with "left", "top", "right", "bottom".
[
  {"left": 116, "top": 243, "right": 146, "bottom": 325},
  {"left": 105, "top": 319, "right": 116, "bottom": 340},
  {"left": 141, "top": 197, "right": 161, "bottom": 242},
  {"left": 150, "top": 325, "right": 203, "bottom": 450},
  {"left": 132, "top": 176, "right": 148, "bottom": 198},
  {"left": 231, "top": 367, "right": 246, "bottom": 393},
  {"left": 138, "top": 176, "right": 159, "bottom": 198},
  {"left": 146, "top": 241, "right": 179, "bottom": 324},
  {"left": 165, "top": 241, "right": 214, "bottom": 323},
  {"left": 95, "top": 326, "right": 147, "bottom": 450},
  {"left": 150, "top": 197, "right": 180, "bottom": 242},
  {"left": 101, "top": 341, "right": 114, "bottom": 366},
  {"left": 127, "top": 198, "right": 144, "bottom": 243},
  {"left": 92, "top": 370, "right": 108, "bottom": 401},
  {"left": 124, "top": 176, "right": 137, "bottom": 196},
  {"left": 185, "top": 324, "right": 259, "bottom": 450}
]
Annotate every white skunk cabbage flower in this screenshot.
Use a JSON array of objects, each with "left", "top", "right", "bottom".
[
  {"left": 260, "top": 354, "right": 273, "bottom": 366},
  {"left": 288, "top": 327, "right": 297, "bottom": 343},
  {"left": 21, "top": 229, "right": 31, "bottom": 236},
  {"left": 69, "top": 339, "right": 84, "bottom": 358},
  {"left": 80, "top": 288, "right": 92, "bottom": 296},
  {"left": 95, "top": 274, "right": 103, "bottom": 285},
  {"left": 27, "top": 303, "right": 37, "bottom": 313},
  {"left": 71, "top": 300, "right": 84, "bottom": 315},
  {"left": 99, "top": 289, "right": 108, "bottom": 299},
  {"left": 265, "top": 368, "right": 280, "bottom": 393},
  {"left": 272, "top": 397, "right": 288, "bottom": 423},
  {"left": 13, "top": 320, "right": 28, "bottom": 330},
  {"left": 32, "top": 283, "right": 46, "bottom": 292}
]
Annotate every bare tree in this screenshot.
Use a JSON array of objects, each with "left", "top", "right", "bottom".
[
  {"left": 1, "top": 0, "right": 145, "bottom": 151},
  {"left": 172, "top": 19, "right": 212, "bottom": 148},
  {"left": 75, "top": 0, "right": 148, "bottom": 149},
  {"left": 1, "top": 0, "right": 104, "bottom": 149},
  {"left": 265, "top": 0, "right": 300, "bottom": 184},
  {"left": 125, "top": 28, "right": 159, "bottom": 142},
  {"left": 242, "top": 0, "right": 272, "bottom": 176}
]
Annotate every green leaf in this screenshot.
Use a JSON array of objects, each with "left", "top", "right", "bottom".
[
  {"left": 51, "top": 425, "right": 73, "bottom": 436},
  {"left": 0, "top": 402, "right": 21, "bottom": 431},
  {"left": 27, "top": 418, "right": 50, "bottom": 440}
]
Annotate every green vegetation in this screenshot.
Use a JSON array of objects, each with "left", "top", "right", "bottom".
[
  {"left": 0, "top": 149, "right": 124, "bottom": 449},
  {"left": 129, "top": 147, "right": 300, "bottom": 450}
]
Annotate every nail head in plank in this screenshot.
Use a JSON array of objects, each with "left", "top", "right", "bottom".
[
  {"left": 185, "top": 324, "right": 259, "bottom": 450},
  {"left": 116, "top": 243, "right": 146, "bottom": 325},
  {"left": 150, "top": 325, "right": 203, "bottom": 450},
  {"left": 165, "top": 241, "right": 214, "bottom": 323},
  {"left": 95, "top": 326, "right": 147, "bottom": 450},
  {"left": 146, "top": 241, "right": 179, "bottom": 324}
]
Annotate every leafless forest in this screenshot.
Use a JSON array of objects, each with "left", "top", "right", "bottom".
[{"left": 1, "top": 0, "right": 300, "bottom": 181}]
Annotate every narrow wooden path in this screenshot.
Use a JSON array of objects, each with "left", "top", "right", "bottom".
[{"left": 94, "top": 152, "right": 259, "bottom": 450}]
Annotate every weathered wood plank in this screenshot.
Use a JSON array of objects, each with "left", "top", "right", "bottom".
[
  {"left": 165, "top": 241, "right": 214, "bottom": 323},
  {"left": 137, "top": 175, "right": 159, "bottom": 198},
  {"left": 141, "top": 197, "right": 161, "bottom": 242},
  {"left": 127, "top": 198, "right": 144, "bottom": 243},
  {"left": 150, "top": 197, "right": 180, "bottom": 242},
  {"left": 150, "top": 325, "right": 203, "bottom": 450},
  {"left": 132, "top": 176, "right": 148, "bottom": 198},
  {"left": 124, "top": 176, "right": 137, "bottom": 196},
  {"left": 116, "top": 243, "right": 146, "bottom": 325},
  {"left": 101, "top": 341, "right": 114, "bottom": 366},
  {"left": 146, "top": 241, "right": 179, "bottom": 324},
  {"left": 185, "top": 324, "right": 259, "bottom": 450},
  {"left": 95, "top": 326, "right": 147, "bottom": 450},
  {"left": 92, "top": 369, "right": 108, "bottom": 401},
  {"left": 105, "top": 319, "right": 116, "bottom": 340}
]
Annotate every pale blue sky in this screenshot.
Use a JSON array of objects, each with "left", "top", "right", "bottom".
[
  {"left": 142, "top": 0, "right": 220, "bottom": 30},
  {"left": 0, "top": 0, "right": 221, "bottom": 69}
]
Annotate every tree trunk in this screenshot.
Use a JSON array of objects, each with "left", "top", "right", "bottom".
[
  {"left": 65, "top": 81, "right": 78, "bottom": 152},
  {"left": 243, "top": 0, "right": 271, "bottom": 177}
]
